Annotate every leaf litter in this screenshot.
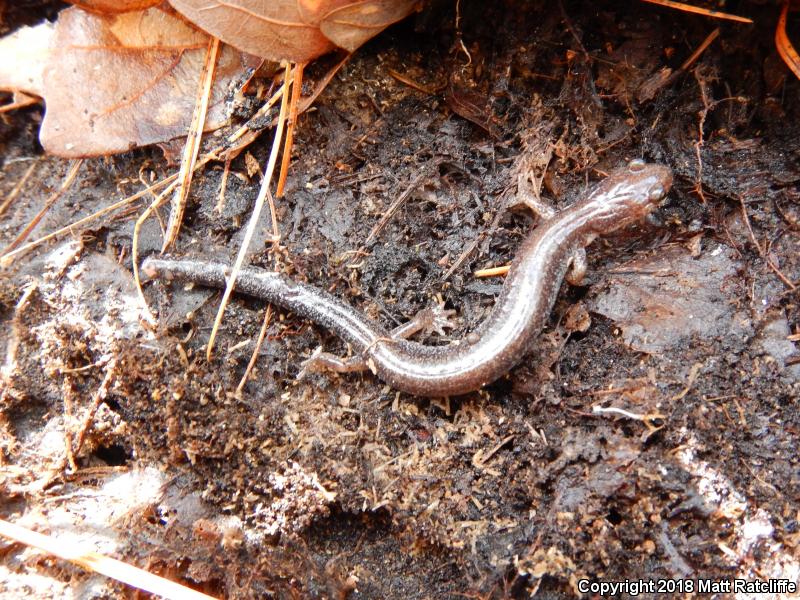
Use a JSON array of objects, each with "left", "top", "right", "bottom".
[{"left": 0, "top": 5, "right": 257, "bottom": 157}]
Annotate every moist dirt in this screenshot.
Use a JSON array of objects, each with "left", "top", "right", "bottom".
[{"left": 1, "top": 1, "right": 799, "bottom": 598}]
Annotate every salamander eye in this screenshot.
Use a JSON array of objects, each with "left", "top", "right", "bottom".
[
  {"left": 629, "top": 159, "right": 646, "bottom": 171},
  {"left": 648, "top": 185, "right": 665, "bottom": 201}
]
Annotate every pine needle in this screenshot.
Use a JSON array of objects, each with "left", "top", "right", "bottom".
[
  {"left": 277, "top": 62, "right": 305, "bottom": 197},
  {"left": 640, "top": 0, "right": 752, "bottom": 23},
  {"left": 776, "top": 1, "right": 800, "bottom": 80},
  {"left": 0, "top": 518, "right": 218, "bottom": 600},
  {"left": 162, "top": 37, "right": 221, "bottom": 252},
  {"left": 0, "top": 173, "right": 177, "bottom": 267},
  {"left": 237, "top": 305, "right": 273, "bottom": 393},
  {"left": 0, "top": 159, "right": 82, "bottom": 258},
  {"left": 205, "top": 62, "right": 291, "bottom": 360}
]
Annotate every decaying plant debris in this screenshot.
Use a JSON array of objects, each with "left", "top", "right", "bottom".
[
  {"left": 0, "top": 5, "right": 256, "bottom": 157},
  {"left": 1, "top": 1, "right": 799, "bottom": 598}
]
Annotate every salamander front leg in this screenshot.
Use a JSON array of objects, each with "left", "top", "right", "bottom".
[
  {"left": 565, "top": 247, "right": 587, "bottom": 286},
  {"left": 298, "top": 302, "right": 457, "bottom": 378},
  {"left": 391, "top": 302, "right": 457, "bottom": 338}
]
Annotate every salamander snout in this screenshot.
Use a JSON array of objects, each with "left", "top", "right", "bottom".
[
  {"left": 627, "top": 159, "right": 673, "bottom": 207},
  {"left": 579, "top": 160, "right": 674, "bottom": 234}
]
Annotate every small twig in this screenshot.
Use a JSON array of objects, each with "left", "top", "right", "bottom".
[
  {"left": 221, "top": 53, "right": 349, "bottom": 163},
  {"left": 584, "top": 383, "right": 651, "bottom": 396},
  {"left": 132, "top": 180, "right": 180, "bottom": 320},
  {"left": 650, "top": 28, "right": 720, "bottom": 97},
  {"left": 671, "top": 362, "right": 702, "bottom": 401},
  {"left": 443, "top": 205, "right": 505, "bottom": 281},
  {"left": 295, "top": 52, "right": 350, "bottom": 115},
  {"left": 0, "top": 91, "right": 39, "bottom": 113},
  {"left": 364, "top": 168, "right": 433, "bottom": 246},
  {"left": 71, "top": 359, "right": 117, "bottom": 459},
  {"left": 214, "top": 159, "right": 232, "bottom": 213},
  {"left": 472, "top": 434, "right": 515, "bottom": 467},
  {"left": 592, "top": 405, "right": 665, "bottom": 430},
  {"left": 658, "top": 522, "right": 694, "bottom": 577},
  {"left": 374, "top": 448, "right": 415, "bottom": 473},
  {"left": 558, "top": 0, "right": 591, "bottom": 59},
  {"left": 692, "top": 68, "right": 711, "bottom": 203},
  {"left": 454, "top": 0, "right": 472, "bottom": 67},
  {"left": 473, "top": 264, "right": 509, "bottom": 278},
  {"left": 592, "top": 406, "right": 643, "bottom": 420},
  {"left": 738, "top": 196, "right": 796, "bottom": 289},
  {"left": 678, "top": 28, "right": 721, "bottom": 75},
  {"left": 387, "top": 68, "right": 439, "bottom": 95},
  {"left": 442, "top": 233, "right": 484, "bottom": 280},
  {"left": 225, "top": 81, "right": 287, "bottom": 146}
]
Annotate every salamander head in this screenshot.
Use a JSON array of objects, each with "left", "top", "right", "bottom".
[{"left": 582, "top": 159, "right": 673, "bottom": 233}]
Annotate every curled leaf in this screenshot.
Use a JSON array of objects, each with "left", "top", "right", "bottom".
[
  {"left": 167, "top": 0, "right": 336, "bottom": 62},
  {"left": 65, "top": 0, "right": 163, "bottom": 13},
  {"left": 320, "top": 0, "right": 419, "bottom": 52},
  {"left": 167, "top": 0, "right": 419, "bottom": 61}
]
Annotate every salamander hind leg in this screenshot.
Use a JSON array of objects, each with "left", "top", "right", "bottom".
[
  {"left": 298, "top": 302, "right": 457, "bottom": 380},
  {"left": 299, "top": 346, "right": 370, "bottom": 378},
  {"left": 392, "top": 301, "right": 457, "bottom": 338}
]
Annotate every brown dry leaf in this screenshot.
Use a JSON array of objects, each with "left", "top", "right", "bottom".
[
  {"left": 167, "top": 0, "right": 419, "bottom": 62},
  {"left": 65, "top": 0, "right": 163, "bottom": 13},
  {"left": 167, "top": 0, "right": 335, "bottom": 62},
  {"left": 319, "top": 0, "right": 419, "bottom": 52},
  {"left": 0, "top": 6, "right": 256, "bottom": 157}
]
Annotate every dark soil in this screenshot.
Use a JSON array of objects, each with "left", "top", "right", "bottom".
[{"left": 1, "top": 1, "right": 799, "bottom": 598}]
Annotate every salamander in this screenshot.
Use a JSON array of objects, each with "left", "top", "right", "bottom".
[{"left": 142, "top": 159, "right": 673, "bottom": 397}]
